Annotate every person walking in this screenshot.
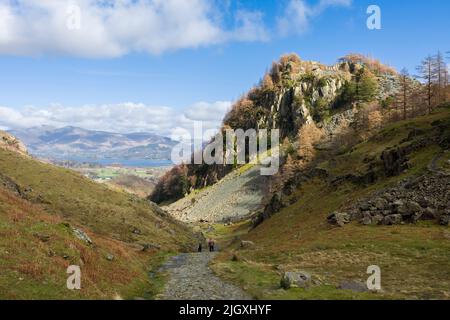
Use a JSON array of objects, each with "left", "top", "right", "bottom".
[
  {"left": 197, "top": 242, "right": 202, "bottom": 252},
  {"left": 208, "top": 239, "right": 215, "bottom": 252}
]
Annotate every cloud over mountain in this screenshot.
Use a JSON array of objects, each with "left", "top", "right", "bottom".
[{"left": 0, "top": 101, "right": 232, "bottom": 139}]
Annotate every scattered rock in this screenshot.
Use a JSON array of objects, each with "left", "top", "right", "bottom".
[
  {"left": 132, "top": 227, "right": 142, "bottom": 235},
  {"left": 106, "top": 254, "right": 115, "bottom": 261},
  {"left": 328, "top": 173, "right": 450, "bottom": 228},
  {"left": 280, "top": 271, "right": 312, "bottom": 289},
  {"left": 72, "top": 227, "right": 93, "bottom": 245}
]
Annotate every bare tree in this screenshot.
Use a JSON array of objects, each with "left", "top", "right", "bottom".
[
  {"left": 398, "top": 68, "right": 411, "bottom": 120},
  {"left": 434, "top": 51, "right": 447, "bottom": 104},
  {"left": 416, "top": 55, "right": 434, "bottom": 114}
]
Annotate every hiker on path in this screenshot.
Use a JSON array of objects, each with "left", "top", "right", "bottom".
[
  {"left": 208, "top": 239, "right": 215, "bottom": 252},
  {"left": 197, "top": 242, "right": 203, "bottom": 252}
]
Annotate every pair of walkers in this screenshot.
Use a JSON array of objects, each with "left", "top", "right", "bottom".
[{"left": 198, "top": 239, "right": 215, "bottom": 252}]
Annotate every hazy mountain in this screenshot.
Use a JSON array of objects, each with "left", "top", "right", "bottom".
[{"left": 9, "top": 126, "right": 177, "bottom": 160}]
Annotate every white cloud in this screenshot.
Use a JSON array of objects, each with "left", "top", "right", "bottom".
[
  {"left": 0, "top": 0, "right": 268, "bottom": 58},
  {"left": 0, "top": 101, "right": 232, "bottom": 139},
  {"left": 277, "top": 0, "right": 352, "bottom": 36},
  {"left": 229, "top": 10, "right": 270, "bottom": 42}
]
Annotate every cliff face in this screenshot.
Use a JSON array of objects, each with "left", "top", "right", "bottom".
[
  {"left": 0, "top": 130, "right": 28, "bottom": 155},
  {"left": 150, "top": 53, "right": 401, "bottom": 204}
]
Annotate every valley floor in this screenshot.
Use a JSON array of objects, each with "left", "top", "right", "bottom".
[{"left": 158, "top": 106, "right": 450, "bottom": 300}]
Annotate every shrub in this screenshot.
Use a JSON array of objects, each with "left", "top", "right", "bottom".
[
  {"left": 339, "top": 53, "right": 397, "bottom": 75},
  {"left": 149, "top": 165, "right": 190, "bottom": 204},
  {"left": 297, "top": 123, "right": 324, "bottom": 166},
  {"left": 311, "top": 98, "right": 330, "bottom": 122}
]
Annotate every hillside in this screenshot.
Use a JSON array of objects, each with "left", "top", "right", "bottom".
[
  {"left": 9, "top": 126, "right": 176, "bottom": 160},
  {"left": 150, "top": 53, "right": 402, "bottom": 204},
  {"left": 211, "top": 106, "right": 450, "bottom": 300},
  {"left": 147, "top": 53, "right": 450, "bottom": 300},
  {"left": 0, "top": 140, "right": 195, "bottom": 299}
]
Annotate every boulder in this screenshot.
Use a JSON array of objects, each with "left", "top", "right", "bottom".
[
  {"left": 372, "top": 214, "right": 384, "bottom": 225},
  {"left": 327, "top": 212, "right": 351, "bottom": 227},
  {"left": 439, "top": 215, "right": 450, "bottom": 226},
  {"left": 359, "top": 202, "right": 371, "bottom": 211},
  {"left": 383, "top": 214, "right": 403, "bottom": 225},
  {"left": 406, "top": 201, "right": 422, "bottom": 213},
  {"left": 132, "top": 227, "right": 142, "bottom": 235},
  {"left": 373, "top": 198, "right": 388, "bottom": 210},
  {"left": 280, "top": 271, "right": 312, "bottom": 289},
  {"left": 422, "top": 207, "right": 437, "bottom": 220},
  {"left": 393, "top": 200, "right": 407, "bottom": 215},
  {"left": 361, "top": 213, "right": 372, "bottom": 225},
  {"left": 106, "top": 254, "right": 114, "bottom": 261}
]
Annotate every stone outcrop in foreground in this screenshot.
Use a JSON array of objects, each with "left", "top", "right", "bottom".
[{"left": 328, "top": 172, "right": 450, "bottom": 227}]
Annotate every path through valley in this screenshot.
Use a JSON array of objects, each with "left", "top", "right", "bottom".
[{"left": 156, "top": 252, "right": 251, "bottom": 300}]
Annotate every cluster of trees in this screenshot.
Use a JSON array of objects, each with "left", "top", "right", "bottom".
[
  {"left": 392, "top": 51, "right": 449, "bottom": 121},
  {"left": 149, "top": 165, "right": 189, "bottom": 204},
  {"left": 339, "top": 67, "right": 379, "bottom": 107}
]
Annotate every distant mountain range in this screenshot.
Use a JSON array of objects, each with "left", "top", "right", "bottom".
[{"left": 9, "top": 126, "right": 177, "bottom": 161}]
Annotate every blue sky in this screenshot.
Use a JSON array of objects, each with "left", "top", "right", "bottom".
[{"left": 0, "top": 0, "right": 449, "bottom": 136}]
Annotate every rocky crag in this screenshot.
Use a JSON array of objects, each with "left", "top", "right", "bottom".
[
  {"left": 0, "top": 130, "right": 27, "bottom": 155},
  {"left": 151, "top": 53, "right": 401, "bottom": 207}
]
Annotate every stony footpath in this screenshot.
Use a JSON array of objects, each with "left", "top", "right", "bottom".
[
  {"left": 165, "top": 164, "right": 268, "bottom": 223},
  {"left": 156, "top": 252, "right": 251, "bottom": 300}
]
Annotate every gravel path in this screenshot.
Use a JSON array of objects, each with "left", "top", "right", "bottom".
[
  {"left": 157, "top": 252, "right": 251, "bottom": 300},
  {"left": 165, "top": 165, "right": 268, "bottom": 223}
]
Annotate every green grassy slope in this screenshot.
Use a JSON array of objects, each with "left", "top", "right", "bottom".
[
  {"left": 212, "top": 106, "right": 450, "bottom": 300},
  {"left": 0, "top": 148, "right": 195, "bottom": 299}
]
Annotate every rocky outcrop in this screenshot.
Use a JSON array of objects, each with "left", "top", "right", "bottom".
[
  {"left": 151, "top": 53, "right": 401, "bottom": 207},
  {"left": 0, "top": 130, "right": 27, "bottom": 155},
  {"left": 328, "top": 173, "right": 450, "bottom": 227}
]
